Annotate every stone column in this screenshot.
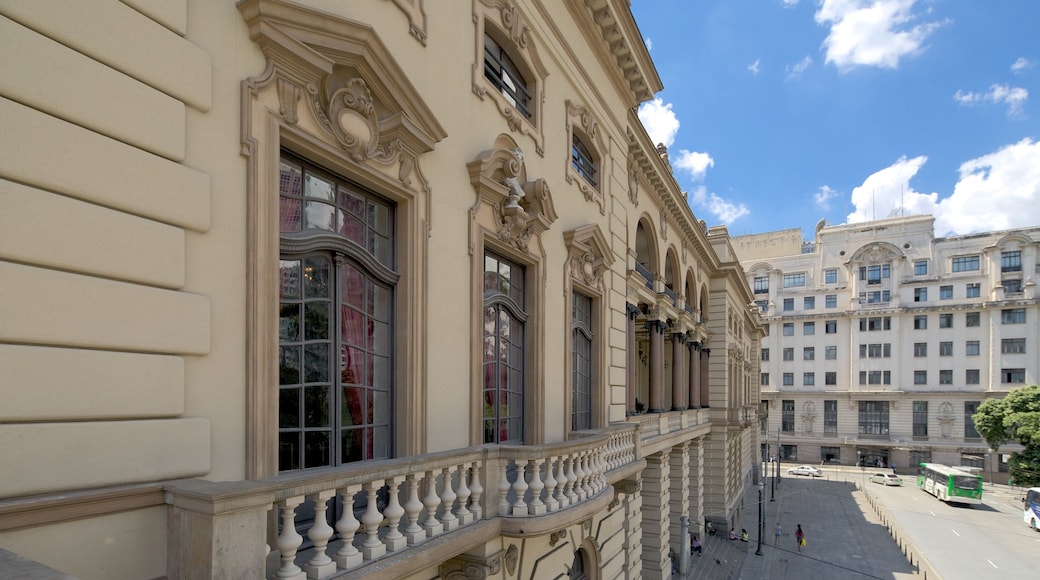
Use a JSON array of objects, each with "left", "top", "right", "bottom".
[
  {"left": 668, "top": 443, "right": 691, "bottom": 556},
  {"left": 670, "top": 332, "right": 686, "bottom": 411},
  {"left": 699, "top": 348, "right": 710, "bottom": 408},
  {"left": 687, "top": 440, "right": 704, "bottom": 536},
  {"left": 640, "top": 450, "right": 671, "bottom": 577},
  {"left": 647, "top": 320, "right": 666, "bottom": 413},
  {"left": 688, "top": 341, "right": 700, "bottom": 408},
  {"left": 626, "top": 304, "right": 640, "bottom": 416}
]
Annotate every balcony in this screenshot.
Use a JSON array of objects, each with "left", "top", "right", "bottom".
[
  {"left": 633, "top": 262, "right": 653, "bottom": 289},
  {"left": 163, "top": 424, "right": 641, "bottom": 579}
]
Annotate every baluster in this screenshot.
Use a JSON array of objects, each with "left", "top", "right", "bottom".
[
  {"left": 595, "top": 449, "right": 607, "bottom": 492},
  {"left": 455, "top": 464, "right": 473, "bottom": 525},
  {"left": 274, "top": 496, "right": 306, "bottom": 580},
  {"left": 382, "top": 477, "right": 407, "bottom": 551},
  {"left": 333, "top": 485, "right": 363, "bottom": 569},
  {"left": 402, "top": 474, "right": 426, "bottom": 545},
  {"left": 498, "top": 461, "right": 512, "bottom": 517},
  {"left": 468, "top": 461, "right": 484, "bottom": 521},
  {"left": 580, "top": 452, "right": 594, "bottom": 497},
  {"left": 573, "top": 453, "right": 587, "bottom": 501},
  {"left": 422, "top": 470, "right": 444, "bottom": 538},
  {"left": 304, "top": 490, "right": 336, "bottom": 579},
  {"left": 528, "top": 458, "right": 546, "bottom": 514},
  {"left": 511, "top": 459, "right": 530, "bottom": 515},
  {"left": 439, "top": 466, "right": 459, "bottom": 531},
  {"left": 543, "top": 456, "right": 559, "bottom": 512},
  {"left": 564, "top": 455, "right": 579, "bottom": 504},
  {"left": 555, "top": 455, "right": 570, "bottom": 507},
  {"left": 359, "top": 482, "right": 386, "bottom": 560}
]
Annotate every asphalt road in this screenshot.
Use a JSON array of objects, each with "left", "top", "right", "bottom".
[{"left": 864, "top": 478, "right": 1039, "bottom": 580}]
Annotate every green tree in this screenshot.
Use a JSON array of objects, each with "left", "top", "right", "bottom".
[{"left": 973, "top": 384, "right": 1040, "bottom": 487}]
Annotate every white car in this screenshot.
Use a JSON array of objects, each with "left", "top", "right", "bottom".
[
  {"left": 870, "top": 472, "right": 903, "bottom": 486},
  {"left": 787, "top": 465, "right": 823, "bottom": 477}
]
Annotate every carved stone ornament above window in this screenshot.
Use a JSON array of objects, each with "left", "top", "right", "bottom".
[
  {"left": 564, "top": 223, "right": 614, "bottom": 290},
  {"left": 384, "top": 0, "right": 428, "bottom": 45},
  {"left": 468, "top": 134, "right": 557, "bottom": 252}
]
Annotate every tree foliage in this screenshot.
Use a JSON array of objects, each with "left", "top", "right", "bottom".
[{"left": 974, "top": 385, "right": 1040, "bottom": 487}]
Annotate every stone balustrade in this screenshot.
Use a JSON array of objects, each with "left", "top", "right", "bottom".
[{"left": 164, "top": 423, "right": 640, "bottom": 579}]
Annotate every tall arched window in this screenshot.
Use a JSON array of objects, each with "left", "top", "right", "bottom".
[
  {"left": 278, "top": 153, "right": 397, "bottom": 471},
  {"left": 483, "top": 252, "right": 527, "bottom": 443},
  {"left": 572, "top": 293, "right": 593, "bottom": 431}
]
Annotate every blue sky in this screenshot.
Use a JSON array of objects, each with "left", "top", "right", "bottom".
[{"left": 630, "top": 0, "right": 1040, "bottom": 239}]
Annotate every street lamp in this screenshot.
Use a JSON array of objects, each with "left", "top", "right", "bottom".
[{"left": 755, "top": 482, "right": 764, "bottom": 555}]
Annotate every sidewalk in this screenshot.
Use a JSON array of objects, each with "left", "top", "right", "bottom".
[{"left": 726, "top": 472, "right": 916, "bottom": 580}]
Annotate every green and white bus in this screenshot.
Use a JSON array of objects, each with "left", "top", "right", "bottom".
[{"left": 916, "top": 463, "right": 983, "bottom": 504}]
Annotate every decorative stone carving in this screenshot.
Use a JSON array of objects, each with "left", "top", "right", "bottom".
[
  {"left": 276, "top": 78, "right": 301, "bottom": 125},
  {"left": 627, "top": 155, "right": 639, "bottom": 205},
  {"left": 564, "top": 224, "right": 614, "bottom": 290},
  {"left": 440, "top": 550, "right": 505, "bottom": 579},
  {"left": 660, "top": 208, "right": 668, "bottom": 241},
  {"left": 504, "top": 544, "right": 519, "bottom": 575},
  {"left": 548, "top": 529, "right": 568, "bottom": 546},
  {"left": 384, "top": 0, "right": 428, "bottom": 45},
  {"left": 565, "top": 100, "right": 606, "bottom": 214}
]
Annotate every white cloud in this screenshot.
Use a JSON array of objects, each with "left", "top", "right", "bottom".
[
  {"left": 637, "top": 97, "right": 680, "bottom": 148},
  {"left": 934, "top": 138, "right": 1040, "bottom": 235},
  {"left": 786, "top": 55, "right": 813, "bottom": 78},
  {"left": 845, "top": 140, "right": 1040, "bottom": 235},
  {"left": 782, "top": 0, "right": 800, "bottom": 7},
  {"left": 954, "top": 84, "right": 1028, "bottom": 117},
  {"left": 1011, "top": 57, "right": 1032, "bottom": 73},
  {"left": 815, "top": 0, "right": 945, "bottom": 72},
  {"left": 814, "top": 185, "right": 839, "bottom": 210},
  {"left": 748, "top": 59, "right": 761, "bottom": 75},
  {"left": 644, "top": 37, "right": 653, "bottom": 51},
  {"left": 674, "top": 150, "right": 715, "bottom": 181},
  {"left": 689, "top": 185, "right": 750, "bottom": 224}
]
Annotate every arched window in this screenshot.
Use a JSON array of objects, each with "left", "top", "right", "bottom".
[
  {"left": 571, "top": 132, "right": 598, "bottom": 188},
  {"left": 483, "top": 32, "right": 532, "bottom": 119},
  {"left": 278, "top": 154, "right": 396, "bottom": 471},
  {"left": 483, "top": 252, "right": 527, "bottom": 444},
  {"left": 572, "top": 293, "right": 593, "bottom": 431}
]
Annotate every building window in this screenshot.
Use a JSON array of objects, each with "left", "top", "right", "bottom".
[
  {"left": 783, "top": 323, "right": 794, "bottom": 336},
  {"left": 754, "top": 276, "right": 769, "bottom": 294},
  {"left": 859, "top": 290, "right": 890, "bottom": 304},
  {"left": 825, "top": 294, "right": 837, "bottom": 308},
  {"left": 860, "top": 343, "right": 891, "bottom": 358},
  {"left": 761, "top": 373, "right": 769, "bottom": 386},
  {"left": 782, "top": 400, "right": 795, "bottom": 432},
  {"left": 570, "top": 134, "right": 598, "bottom": 189},
  {"left": 964, "top": 402, "right": 981, "bottom": 439},
  {"left": 965, "top": 340, "right": 980, "bottom": 356},
  {"left": 1002, "top": 308, "right": 1026, "bottom": 324},
  {"left": 825, "top": 372, "right": 837, "bottom": 386},
  {"left": 961, "top": 453, "right": 984, "bottom": 469},
  {"left": 825, "top": 269, "right": 838, "bottom": 284},
  {"left": 804, "top": 347, "right": 815, "bottom": 361},
  {"left": 914, "top": 287, "right": 927, "bottom": 302},
  {"left": 914, "top": 315, "right": 927, "bottom": 330},
  {"left": 783, "top": 297, "right": 794, "bottom": 311},
  {"left": 1003, "top": 279, "right": 1023, "bottom": 294},
  {"left": 484, "top": 33, "right": 532, "bottom": 119},
  {"left": 910, "top": 450, "right": 932, "bottom": 466},
  {"left": 965, "top": 312, "right": 980, "bottom": 327},
  {"left": 939, "top": 370, "right": 953, "bottom": 384},
  {"left": 761, "top": 348, "right": 770, "bottom": 362},
  {"left": 277, "top": 156, "right": 397, "bottom": 471},
  {"left": 821, "top": 446, "right": 840, "bottom": 462},
  {"left": 938, "top": 313, "right": 953, "bottom": 328},
  {"left": 1002, "top": 368, "right": 1025, "bottom": 384},
  {"left": 483, "top": 252, "right": 527, "bottom": 443},
  {"left": 914, "top": 370, "right": 927, "bottom": 385},
  {"left": 824, "top": 400, "right": 837, "bottom": 434},
  {"left": 783, "top": 273, "right": 806, "bottom": 288},
  {"left": 966, "top": 369, "right": 980, "bottom": 384},
  {"left": 951, "top": 255, "right": 979, "bottom": 272},
  {"left": 755, "top": 299, "right": 768, "bottom": 313},
  {"left": 783, "top": 373, "right": 794, "bottom": 386},
  {"left": 804, "top": 321, "right": 815, "bottom": 335},
  {"left": 966, "top": 283, "right": 980, "bottom": 298},
  {"left": 780, "top": 445, "right": 798, "bottom": 461},
  {"left": 783, "top": 348, "right": 794, "bottom": 361},
  {"left": 859, "top": 316, "right": 891, "bottom": 331},
  {"left": 825, "top": 346, "right": 837, "bottom": 360},
  {"left": 803, "top": 373, "right": 815, "bottom": 386},
  {"left": 914, "top": 260, "right": 928, "bottom": 275},
  {"left": 940, "top": 285, "right": 953, "bottom": 300},
  {"left": 860, "top": 371, "right": 890, "bottom": 385},
  {"left": 939, "top": 341, "right": 953, "bottom": 356},
  {"left": 571, "top": 293, "right": 593, "bottom": 431},
  {"left": 913, "top": 342, "right": 927, "bottom": 357},
  {"left": 825, "top": 320, "right": 837, "bottom": 334},
  {"left": 858, "top": 401, "right": 890, "bottom": 437},
  {"left": 859, "top": 264, "right": 890, "bottom": 284},
  {"left": 804, "top": 296, "right": 816, "bottom": 310},
  {"left": 1001, "top": 250, "right": 1022, "bottom": 273},
  {"left": 1002, "top": 338, "right": 1026, "bottom": 354},
  {"left": 913, "top": 401, "right": 928, "bottom": 438}
]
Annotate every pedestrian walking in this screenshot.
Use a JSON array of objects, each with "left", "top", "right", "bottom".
[
  {"left": 795, "top": 524, "right": 805, "bottom": 552},
  {"left": 774, "top": 522, "right": 782, "bottom": 545}
]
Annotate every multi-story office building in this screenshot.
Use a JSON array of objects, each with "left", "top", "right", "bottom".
[
  {"left": 0, "top": 1, "right": 761, "bottom": 578},
  {"left": 734, "top": 216, "right": 1038, "bottom": 482}
]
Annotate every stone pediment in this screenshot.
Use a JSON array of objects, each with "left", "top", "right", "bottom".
[
  {"left": 564, "top": 224, "right": 615, "bottom": 288},
  {"left": 238, "top": 0, "right": 446, "bottom": 163},
  {"left": 849, "top": 242, "right": 903, "bottom": 264}
]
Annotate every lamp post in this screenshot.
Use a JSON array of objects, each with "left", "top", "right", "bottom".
[{"left": 756, "top": 482, "right": 764, "bottom": 555}]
